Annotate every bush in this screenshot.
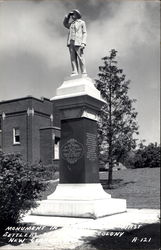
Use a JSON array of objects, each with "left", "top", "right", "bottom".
[
  {"left": 0, "top": 152, "right": 47, "bottom": 230},
  {"left": 134, "top": 143, "right": 160, "bottom": 168},
  {"left": 32, "top": 162, "right": 56, "bottom": 181},
  {"left": 123, "top": 143, "right": 160, "bottom": 169}
]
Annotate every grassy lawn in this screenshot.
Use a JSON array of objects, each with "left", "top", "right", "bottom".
[
  {"left": 100, "top": 167, "right": 160, "bottom": 209},
  {"left": 41, "top": 168, "right": 160, "bottom": 209}
]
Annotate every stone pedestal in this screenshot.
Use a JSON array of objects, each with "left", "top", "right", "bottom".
[
  {"left": 50, "top": 75, "right": 100, "bottom": 101},
  {"left": 31, "top": 75, "right": 126, "bottom": 218}
]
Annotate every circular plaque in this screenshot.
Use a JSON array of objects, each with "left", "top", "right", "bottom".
[{"left": 61, "top": 138, "right": 84, "bottom": 164}]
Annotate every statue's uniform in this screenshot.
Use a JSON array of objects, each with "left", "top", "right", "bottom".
[{"left": 63, "top": 15, "right": 87, "bottom": 75}]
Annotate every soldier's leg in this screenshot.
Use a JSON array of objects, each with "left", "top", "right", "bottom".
[
  {"left": 69, "top": 43, "right": 78, "bottom": 75},
  {"left": 76, "top": 46, "right": 87, "bottom": 75}
]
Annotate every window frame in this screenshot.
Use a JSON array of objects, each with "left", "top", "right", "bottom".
[
  {"left": 0, "top": 117, "right": 2, "bottom": 132},
  {"left": 54, "top": 137, "right": 60, "bottom": 160},
  {"left": 13, "top": 127, "right": 21, "bottom": 145}
]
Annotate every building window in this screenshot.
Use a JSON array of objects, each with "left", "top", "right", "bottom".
[
  {"left": 0, "top": 118, "right": 2, "bottom": 151},
  {"left": 0, "top": 121, "right": 1, "bottom": 151},
  {"left": 13, "top": 128, "right": 20, "bottom": 145},
  {"left": 0, "top": 118, "right": 2, "bottom": 131},
  {"left": 0, "top": 132, "right": 2, "bottom": 151},
  {"left": 54, "top": 137, "right": 60, "bottom": 159}
]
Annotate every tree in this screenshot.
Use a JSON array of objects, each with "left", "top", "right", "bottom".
[
  {"left": 95, "top": 49, "right": 139, "bottom": 187},
  {"left": 133, "top": 142, "right": 160, "bottom": 168}
]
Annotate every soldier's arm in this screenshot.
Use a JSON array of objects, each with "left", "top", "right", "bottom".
[
  {"left": 63, "top": 13, "right": 71, "bottom": 29},
  {"left": 81, "top": 21, "right": 87, "bottom": 46}
]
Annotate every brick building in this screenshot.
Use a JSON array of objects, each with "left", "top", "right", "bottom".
[{"left": 0, "top": 96, "right": 60, "bottom": 166}]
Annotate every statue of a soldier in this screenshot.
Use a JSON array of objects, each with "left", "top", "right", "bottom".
[{"left": 63, "top": 9, "right": 87, "bottom": 76}]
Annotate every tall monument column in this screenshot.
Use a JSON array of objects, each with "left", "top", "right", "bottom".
[
  {"left": 31, "top": 76, "right": 126, "bottom": 218},
  {"left": 31, "top": 9, "right": 126, "bottom": 218}
]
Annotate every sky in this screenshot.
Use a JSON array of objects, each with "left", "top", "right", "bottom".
[{"left": 0, "top": 0, "right": 160, "bottom": 145}]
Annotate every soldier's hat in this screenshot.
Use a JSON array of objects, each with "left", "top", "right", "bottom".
[{"left": 72, "top": 9, "right": 82, "bottom": 19}]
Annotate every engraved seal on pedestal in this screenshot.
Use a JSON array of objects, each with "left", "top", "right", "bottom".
[{"left": 61, "top": 138, "right": 84, "bottom": 164}]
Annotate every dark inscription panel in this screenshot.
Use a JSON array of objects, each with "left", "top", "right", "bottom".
[
  {"left": 86, "top": 132, "right": 97, "bottom": 161},
  {"left": 60, "top": 118, "right": 99, "bottom": 183}
]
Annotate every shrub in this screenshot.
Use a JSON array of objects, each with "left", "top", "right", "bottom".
[
  {"left": 123, "top": 151, "right": 136, "bottom": 169},
  {"left": 32, "top": 162, "right": 56, "bottom": 181},
  {"left": 123, "top": 143, "right": 160, "bottom": 169},
  {"left": 0, "top": 152, "right": 47, "bottom": 230},
  {"left": 133, "top": 143, "right": 160, "bottom": 168}
]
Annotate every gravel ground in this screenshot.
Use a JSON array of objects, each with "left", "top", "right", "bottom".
[{"left": 0, "top": 209, "right": 160, "bottom": 250}]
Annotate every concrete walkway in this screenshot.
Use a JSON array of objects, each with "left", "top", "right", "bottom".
[{"left": 1, "top": 209, "right": 160, "bottom": 250}]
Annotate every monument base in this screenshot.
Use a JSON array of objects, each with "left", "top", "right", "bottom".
[
  {"left": 44, "top": 75, "right": 127, "bottom": 219},
  {"left": 31, "top": 184, "right": 126, "bottom": 219},
  {"left": 50, "top": 76, "right": 102, "bottom": 101}
]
